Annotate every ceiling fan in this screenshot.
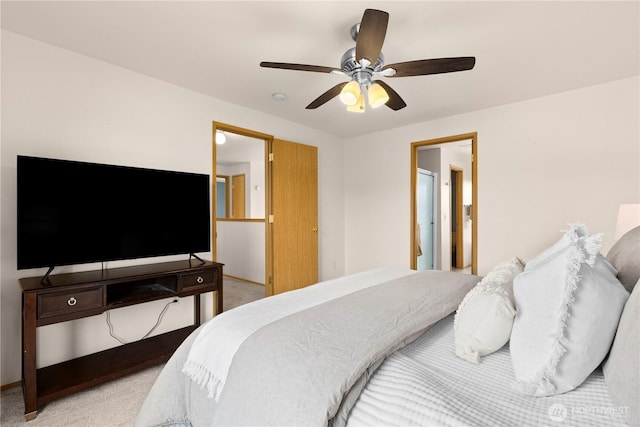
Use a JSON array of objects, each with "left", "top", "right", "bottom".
[{"left": 260, "top": 9, "right": 475, "bottom": 112}]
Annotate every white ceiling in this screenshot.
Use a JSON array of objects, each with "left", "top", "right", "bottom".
[
  {"left": 216, "top": 132, "right": 265, "bottom": 166},
  {"left": 2, "top": 1, "right": 638, "bottom": 139}
]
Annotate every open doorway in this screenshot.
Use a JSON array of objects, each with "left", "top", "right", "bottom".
[
  {"left": 212, "top": 123, "right": 319, "bottom": 302},
  {"left": 212, "top": 122, "right": 271, "bottom": 302},
  {"left": 410, "top": 133, "right": 477, "bottom": 274},
  {"left": 416, "top": 168, "right": 437, "bottom": 270}
]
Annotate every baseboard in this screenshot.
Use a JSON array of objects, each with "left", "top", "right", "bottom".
[
  {"left": 223, "top": 274, "right": 264, "bottom": 287},
  {"left": 1, "top": 380, "right": 21, "bottom": 391}
]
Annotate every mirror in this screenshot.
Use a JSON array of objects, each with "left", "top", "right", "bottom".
[
  {"left": 216, "top": 132, "right": 265, "bottom": 219},
  {"left": 411, "top": 134, "right": 477, "bottom": 274}
]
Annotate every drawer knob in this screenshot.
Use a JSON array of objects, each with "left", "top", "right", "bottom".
[
  {"left": 67, "top": 297, "right": 77, "bottom": 306},
  {"left": 196, "top": 276, "right": 204, "bottom": 284}
]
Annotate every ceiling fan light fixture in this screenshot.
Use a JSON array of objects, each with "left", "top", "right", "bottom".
[
  {"left": 260, "top": 9, "right": 474, "bottom": 113},
  {"left": 216, "top": 130, "right": 226, "bottom": 145},
  {"left": 339, "top": 80, "right": 361, "bottom": 106},
  {"left": 368, "top": 82, "right": 389, "bottom": 108},
  {"left": 347, "top": 93, "right": 365, "bottom": 113}
]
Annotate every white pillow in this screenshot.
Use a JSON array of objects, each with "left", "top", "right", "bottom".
[
  {"left": 454, "top": 257, "right": 524, "bottom": 363},
  {"left": 510, "top": 224, "right": 629, "bottom": 397}
]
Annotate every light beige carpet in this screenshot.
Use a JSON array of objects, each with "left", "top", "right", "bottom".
[
  {"left": 0, "top": 276, "right": 264, "bottom": 426},
  {"left": 0, "top": 365, "right": 163, "bottom": 427},
  {"left": 222, "top": 277, "right": 265, "bottom": 311}
]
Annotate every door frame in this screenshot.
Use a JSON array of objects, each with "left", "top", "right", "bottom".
[
  {"left": 410, "top": 132, "right": 477, "bottom": 274},
  {"left": 212, "top": 121, "right": 273, "bottom": 294}
]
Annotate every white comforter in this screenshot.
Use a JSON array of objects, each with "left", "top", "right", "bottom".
[
  {"left": 182, "top": 267, "right": 418, "bottom": 400},
  {"left": 136, "top": 267, "right": 480, "bottom": 427}
]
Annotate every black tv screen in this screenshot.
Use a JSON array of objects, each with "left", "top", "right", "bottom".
[{"left": 17, "top": 156, "right": 211, "bottom": 270}]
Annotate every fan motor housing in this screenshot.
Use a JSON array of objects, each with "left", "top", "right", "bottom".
[{"left": 340, "top": 47, "right": 384, "bottom": 76}]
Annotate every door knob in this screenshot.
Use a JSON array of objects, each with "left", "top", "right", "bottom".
[{"left": 312, "top": 228, "right": 318, "bottom": 232}]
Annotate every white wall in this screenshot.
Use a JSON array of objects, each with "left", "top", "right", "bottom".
[
  {"left": 215, "top": 162, "right": 266, "bottom": 284},
  {"left": 216, "top": 221, "right": 266, "bottom": 284},
  {"left": 344, "top": 76, "right": 640, "bottom": 275},
  {"left": 249, "top": 161, "right": 266, "bottom": 218},
  {"left": 0, "top": 31, "right": 346, "bottom": 385}
]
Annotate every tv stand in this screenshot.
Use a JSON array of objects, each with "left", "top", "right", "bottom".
[
  {"left": 40, "top": 266, "right": 55, "bottom": 284},
  {"left": 189, "top": 252, "right": 205, "bottom": 263},
  {"left": 20, "top": 259, "right": 223, "bottom": 421}
]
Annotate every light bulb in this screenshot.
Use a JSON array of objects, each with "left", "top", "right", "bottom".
[
  {"left": 216, "top": 131, "right": 226, "bottom": 145},
  {"left": 339, "top": 81, "right": 361, "bottom": 106},
  {"left": 368, "top": 83, "right": 389, "bottom": 108},
  {"left": 347, "top": 93, "right": 365, "bottom": 113}
]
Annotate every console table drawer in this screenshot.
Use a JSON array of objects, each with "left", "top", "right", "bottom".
[
  {"left": 37, "top": 287, "right": 104, "bottom": 320},
  {"left": 180, "top": 269, "right": 216, "bottom": 290}
]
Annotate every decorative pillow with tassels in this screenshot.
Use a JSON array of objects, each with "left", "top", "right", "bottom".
[
  {"left": 454, "top": 257, "right": 524, "bottom": 364},
  {"left": 510, "top": 224, "right": 629, "bottom": 397}
]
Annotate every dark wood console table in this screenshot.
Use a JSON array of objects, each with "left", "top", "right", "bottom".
[{"left": 20, "top": 259, "right": 223, "bottom": 421}]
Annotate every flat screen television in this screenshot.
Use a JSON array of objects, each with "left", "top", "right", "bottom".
[{"left": 17, "top": 155, "right": 211, "bottom": 271}]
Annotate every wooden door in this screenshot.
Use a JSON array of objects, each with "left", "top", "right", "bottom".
[
  {"left": 231, "top": 174, "right": 245, "bottom": 218},
  {"left": 268, "top": 139, "right": 318, "bottom": 295},
  {"left": 450, "top": 166, "right": 464, "bottom": 269}
]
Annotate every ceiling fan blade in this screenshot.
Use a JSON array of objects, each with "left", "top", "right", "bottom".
[
  {"left": 306, "top": 82, "right": 348, "bottom": 109},
  {"left": 260, "top": 62, "right": 342, "bottom": 74},
  {"left": 383, "top": 57, "right": 476, "bottom": 77},
  {"left": 375, "top": 80, "right": 406, "bottom": 111},
  {"left": 355, "top": 9, "right": 389, "bottom": 64}
]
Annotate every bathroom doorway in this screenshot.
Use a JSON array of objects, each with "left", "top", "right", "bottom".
[{"left": 410, "top": 133, "right": 477, "bottom": 274}]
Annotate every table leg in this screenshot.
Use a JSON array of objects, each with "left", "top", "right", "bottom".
[{"left": 22, "top": 292, "right": 38, "bottom": 420}]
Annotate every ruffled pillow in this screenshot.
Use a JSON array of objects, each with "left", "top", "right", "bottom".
[
  {"left": 510, "top": 224, "right": 629, "bottom": 397},
  {"left": 454, "top": 257, "right": 524, "bottom": 363}
]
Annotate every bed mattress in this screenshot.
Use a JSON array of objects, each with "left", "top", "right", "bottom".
[{"left": 346, "top": 314, "right": 627, "bottom": 427}]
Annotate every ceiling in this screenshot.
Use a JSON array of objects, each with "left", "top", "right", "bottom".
[
  {"left": 216, "top": 132, "right": 265, "bottom": 166},
  {"left": 2, "top": 1, "right": 638, "bottom": 139}
]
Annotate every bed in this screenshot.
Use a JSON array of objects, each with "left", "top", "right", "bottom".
[{"left": 136, "top": 224, "right": 639, "bottom": 427}]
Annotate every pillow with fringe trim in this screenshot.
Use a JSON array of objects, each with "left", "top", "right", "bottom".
[
  {"left": 510, "top": 224, "right": 629, "bottom": 397},
  {"left": 454, "top": 257, "right": 524, "bottom": 363}
]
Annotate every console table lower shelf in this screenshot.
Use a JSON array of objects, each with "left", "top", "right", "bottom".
[
  {"left": 21, "top": 260, "right": 223, "bottom": 421},
  {"left": 35, "top": 326, "right": 195, "bottom": 410}
]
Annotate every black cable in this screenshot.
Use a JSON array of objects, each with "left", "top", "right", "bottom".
[{"left": 106, "top": 299, "right": 179, "bottom": 344}]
